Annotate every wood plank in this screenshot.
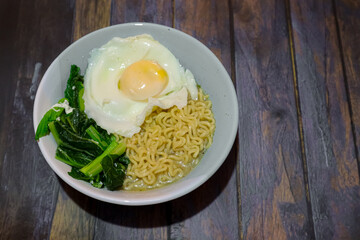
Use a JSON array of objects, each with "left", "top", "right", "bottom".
[
  {"left": 169, "top": 1, "right": 239, "bottom": 239},
  {"left": 289, "top": 0, "right": 360, "bottom": 239},
  {"left": 49, "top": 0, "right": 111, "bottom": 239},
  {"left": 110, "top": 0, "right": 172, "bottom": 26},
  {"left": 50, "top": 182, "right": 97, "bottom": 240},
  {"left": 93, "top": 203, "right": 169, "bottom": 240},
  {"left": 0, "top": 0, "right": 74, "bottom": 239},
  {"left": 0, "top": 0, "right": 20, "bottom": 161},
  {"left": 335, "top": 0, "right": 360, "bottom": 170},
  {"left": 73, "top": 0, "right": 112, "bottom": 41},
  {"left": 92, "top": 1, "right": 172, "bottom": 239},
  {"left": 232, "top": 0, "right": 315, "bottom": 239}
]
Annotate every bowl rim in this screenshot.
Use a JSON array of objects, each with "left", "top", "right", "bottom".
[{"left": 33, "top": 22, "right": 239, "bottom": 205}]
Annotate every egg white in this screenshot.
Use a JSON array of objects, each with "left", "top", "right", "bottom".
[{"left": 83, "top": 34, "right": 198, "bottom": 137}]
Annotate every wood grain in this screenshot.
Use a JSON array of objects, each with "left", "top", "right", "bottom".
[
  {"left": 174, "top": 0, "right": 232, "bottom": 73},
  {"left": 0, "top": 0, "right": 74, "bottom": 239},
  {"left": 170, "top": 1, "right": 239, "bottom": 239},
  {"left": 232, "top": 0, "right": 314, "bottom": 239},
  {"left": 93, "top": 203, "right": 169, "bottom": 240},
  {"left": 50, "top": 182, "right": 97, "bottom": 240},
  {"left": 111, "top": 0, "right": 172, "bottom": 26},
  {"left": 73, "top": 0, "right": 112, "bottom": 41},
  {"left": 289, "top": 1, "right": 360, "bottom": 239},
  {"left": 91, "top": 1, "right": 172, "bottom": 239},
  {"left": 1, "top": 0, "right": 360, "bottom": 239},
  {"left": 335, "top": 0, "right": 360, "bottom": 170},
  {"left": 0, "top": 0, "right": 20, "bottom": 161},
  {"left": 49, "top": 0, "right": 111, "bottom": 239},
  {"left": 0, "top": 68, "right": 58, "bottom": 240}
]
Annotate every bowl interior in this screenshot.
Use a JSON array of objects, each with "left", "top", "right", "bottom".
[{"left": 33, "top": 23, "right": 238, "bottom": 205}]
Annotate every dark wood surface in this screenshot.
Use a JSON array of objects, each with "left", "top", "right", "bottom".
[{"left": 0, "top": 0, "right": 359, "bottom": 239}]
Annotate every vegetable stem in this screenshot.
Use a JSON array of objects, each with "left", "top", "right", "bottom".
[
  {"left": 109, "top": 139, "right": 126, "bottom": 156},
  {"left": 48, "top": 121, "right": 63, "bottom": 145},
  {"left": 80, "top": 140, "right": 119, "bottom": 177},
  {"left": 85, "top": 125, "right": 108, "bottom": 150}
]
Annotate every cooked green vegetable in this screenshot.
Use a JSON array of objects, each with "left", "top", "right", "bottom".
[
  {"left": 50, "top": 120, "right": 103, "bottom": 155},
  {"left": 80, "top": 139, "right": 119, "bottom": 177},
  {"left": 68, "top": 168, "right": 105, "bottom": 188},
  {"left": 64, "top": 65, "right": 84, "bottom": 109},
  {"left": 85, "top": 125, "right": 113, "bottom": 151},
  {"left": 35, "top": 65, "right": 129, "bottom": 190},
  {"left": 102, "top": 154, "right": 130, "bottom": 190},
  {"left": 56, "top": 146, "right": 93, "bottom": 168},
  {"left": 35, "top": 98, "right": 66, "bottom": 140}
]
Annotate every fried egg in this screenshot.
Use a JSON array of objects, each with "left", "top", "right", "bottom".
[{"left": 83, "top": 34, "right": 198, "bottom": 137}]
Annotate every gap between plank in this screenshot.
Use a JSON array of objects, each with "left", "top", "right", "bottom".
[
  {"left": 172, "top": 0, "right": 175, "bottom": 29},
  {"left": 284, "top": 0, "right": 316, "bottom": 238},
  {"left": 332, "top": 0, "right": 360, "bottom": 178},
  {"left": 227, "top": 0, "right": 242, "bottom": 239}
]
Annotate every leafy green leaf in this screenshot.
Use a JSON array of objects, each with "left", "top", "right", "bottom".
[
  {"left": 86, "top": 125, "right": 110, "bottom": 151},
  {"left": 101, "top": 154, "right": 129, "bottom": 191},
  {"left": 68, "top": 168, "right": 104, "bottom": 188},
  {"left": 80, "top": 139, "right": 119, "bottom": 177},
  {"left": 35, "top": 98, "right": 67, "bottom": 140},
  {"left": 56, "top": 146, "right": 94, "bottom": 168},
  {"left": 48, "top": 121, "right": 99, "bottom": 158},
  {"left": 117, "top": 154, "right": 130, "bottom": 166},
  {"left": 66, "top": 108, "right": 95, "bottom": 136},
  {"left": 36, "top": 64, "right": 130, "bottom": 190},
  {"left": 64, "top": 65, "right": 84, "bottom": 109},
  {"left": 51, "top": 121, "right": 103, "bottom": 156},
  {"left": 68, "top": 167, "right": 92, "bottom": 181}
]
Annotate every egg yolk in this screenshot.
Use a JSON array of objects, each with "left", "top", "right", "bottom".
[{"left": 119, "top": 60, "right": 169, "bottom": 101}]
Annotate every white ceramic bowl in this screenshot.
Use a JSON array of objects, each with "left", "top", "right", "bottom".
[{"left": 33, "top": 23, "right": 238, "bottom": 205}]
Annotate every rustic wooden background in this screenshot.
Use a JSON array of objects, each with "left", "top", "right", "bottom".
[{"left": 0, "top": 0, "right": 359, "bottom": 239}]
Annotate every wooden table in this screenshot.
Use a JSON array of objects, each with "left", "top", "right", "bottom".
[{"left": 1, "top": 0, "right": 359, "bottom": 239}]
